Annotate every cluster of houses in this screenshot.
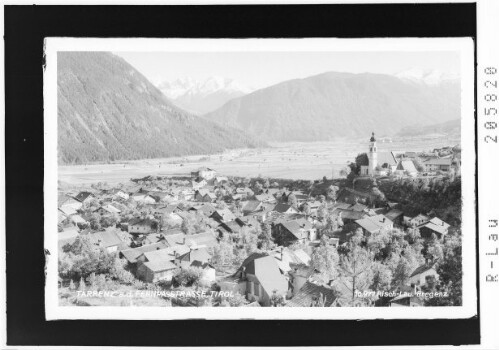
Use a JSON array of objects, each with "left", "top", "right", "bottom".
[
  {"left": 360, "top": 132, "right": 460, "bottom": 177},
  {"left": 58, "top": 155, "right": 451, "bottom": 306}
]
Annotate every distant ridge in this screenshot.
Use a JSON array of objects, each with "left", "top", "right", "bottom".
[
  {"left": 57, "top": 52, "right": 264, "bottom": 164},
  {"left": 204, "top": 71, "right": 460, "bottom": 142},
  {"left": 396, "top": 118, "right": 461, "bottom": 138}
]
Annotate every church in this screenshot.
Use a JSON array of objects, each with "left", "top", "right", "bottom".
[{"left": 360, "top": 132, "right": 399, "bottom": 177}]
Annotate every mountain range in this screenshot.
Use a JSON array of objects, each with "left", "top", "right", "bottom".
[
  {"left": 58, "top": 52, "right": 461, "bottom": 164},
  {"left": 394, "top": 67, "right": 459, "bottom": 86},
  {"left": 204, "top": 71, "right": 460, "bottom": 142},
  {"left": 156, "top": 76, "right": 253, "bottom": 114},
  {"left": 57, "top": 52, "right": 263, "bottom": 164}
]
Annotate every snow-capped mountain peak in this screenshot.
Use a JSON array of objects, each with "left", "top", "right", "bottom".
[
  {"left": 158, "top": 76, "right": 253, "bottom": 99},
  {"left": 156, "top": 76, "right": 254, "bottom": 115},
  {"left": 394, "top": 68, "right": 459, "bottom": 85}
]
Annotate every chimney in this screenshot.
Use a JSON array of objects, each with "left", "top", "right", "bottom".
[
  {"left": 382, "top": 218, "right": 385, "bottom": 223},
  {"left": 281, "top": 246, "right": 284, "bottom": 260},
  {"left": 182, "top": 237, "right": 186, "bottom": 245}
]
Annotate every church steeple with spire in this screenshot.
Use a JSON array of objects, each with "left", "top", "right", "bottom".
[{"left": 368, "top": 132, "right": 377, "bottom": 176}]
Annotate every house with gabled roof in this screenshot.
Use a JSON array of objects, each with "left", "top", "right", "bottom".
[
  {"left": 131, "top": 193, "right": 157, "bottom": 204},
  {"left": 128, "top": 217, "right": 157, "bottom": 235},
  {"left": 110, "top": 189, "right": 129, "bottom": 200},
  {"left": 349, "top": 203, "right": 368, "bottom": 212},
  {"left": 332, "top": 209, "right": 366, "bottom": 224},
  {"left": 58, "top": 227, "right": 79, "bottom": 249},
  {"left": 136, "top": 248, "right": 181, "bottom": 283},
  {"left": 355, "top": 214, "right": 393, "bottom": 235},
  {"left": 87, "top": 229, "right": 125, "bottom": 253},
  {"left": 73, "top": 191, "right": 95, "bottom": 204},
  {"left": 94, "top": 204, "right": 121, "bottom": 216},
  {"left": 385, "top": 209, "right": 404, "bottom": 225},
  {"left": 192, "top": 179, "right": 208, "bottom": 190},
  {"left": 272, "top": 219, "right": 316, "bottom": 246},
  {"left": 70, "top": 214, "right": 88, "bottom": 227},
  {"left": 395, "top": 160, "right": 418, "bottom": 177},
  {"left": 404, "top": 214, "right": 430, "bottom": 227},
  {"left": 230, "top": 253, "right": 289, "bottom": 306},
  {"left": 419, "top": 217, "right": 450, "bottom": 240},
  {"left": 120, "top": 241, "right": 170, "bottom": 264},
  {"left": 191, "top": 167, "right": 217, "bottom": 181},
  {"left": 272, "top": 203, "right": 299, "bottom": 215},
  {"left": 177, "top": 246, "right": 211, "bottom": 264},
  {"left": 242, "top": 200, "right": 263, "bottom": 216},
  {"left": 409, "top": 263, "right": 439, "bottom": 287},
  {"left": 423, "top": 157, "right": 452, "bottom": 172},
  {"left": 195, "top": 189, "right": 217, "bottom": 203},
  {"left": 59, "top": 206, "right": 78, "bottom": 217},
  {"left": 255, "top": 193, "right": 277, "bottom": 204},
  {"left": 58, "top": 193, "right": 82, "bottom": 210},
  {"left": 210, "top": 208, "right": 237, "bottom": 224},
  {"left": 271, "top": 247, "right": 311, "bottom": 275}
]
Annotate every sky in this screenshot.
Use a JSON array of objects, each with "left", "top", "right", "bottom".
[{"left": 114, "top": 51, "right": 460, "bottom": 90}]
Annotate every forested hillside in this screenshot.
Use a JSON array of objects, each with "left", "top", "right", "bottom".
[
  {"left": 204, "top": 72, "right": 460, "bottom": 141},
  {"left": 57, "top": 52, "right": 263, "bottom": 164}
]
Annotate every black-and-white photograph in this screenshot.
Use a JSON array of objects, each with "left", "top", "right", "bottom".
[{"left": 43, "top": 38, "right": 476, "bottom": 320}]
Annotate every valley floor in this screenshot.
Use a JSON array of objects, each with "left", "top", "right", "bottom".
[{"left": 59, "top": 137, "right": 460, "bottom": 186}]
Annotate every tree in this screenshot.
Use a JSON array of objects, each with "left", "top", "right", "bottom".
[
  {"left": 87, "top": 272, "right": 97, "bottom": 288},
  {"left": 59, "top": 235, "right": 118, "bottom": 281},
  {"left": 211, "top": 235, "right": 236, "bottom": 271},
  {"left": 225, "top": 291, "right": 248, "bottom": 307},
  {"left": 366, "top": 230, "right": 390, "bottom": 257},
  {"left": 181, "top": 214, "right": 196, "bottom": 235},
  {"left": 240, "top": 227, "right": 259, "bottom": 255},
  {"left": 110, "top": 257, "right": 136, "bottom": 284},
  {"left": 337, "top": 246, "right": 374, "bottom": 305},
  {"left": 174, "top": 267, "right": 203, "bottom": 287},
  {"left": 78, "top": 277, "right": 86, "bottom": 291},
  {"left": 258, "top": 224, "right": 275, "bottom": 251},
  {"left": 311, "top": 236, "right": 340, "bottom": 285},
  {"left": 270, "top": 290, "right": 285, "bottom": 307},
  {"left": 339, "top": 167, "right": 350, "bottom": 178},
  {"left": 391, "top": 257, "right": 412, "bottom": 288},
  {"left": 317, "top": 203, "right": 328, "bottom": 221},
  {"left": 429, "top": 237, "right": 462, "bottom": 306},
  {"left": 287, "top": 193, "right": 298, "bottom": 208},
  {"left": 254, "top": 181, "right": 263, "bottom": 194},
  {"left": 349, "top": 153, "right": 369, "bottom": 175},
  {"left": 302, "top": 202, "right": 311, "bottom": 216},
  {"left": 370, "top": 262, "right": 392, "bottom": 292},
  {"left": 371, "top": 187, "right": 386, "bottom": 205},
  {"left": 425, "top": 233, "right": 444, "bottom": 263},
  {"left": 263, "top": 178, "right": 270, "bottom": 189},
  {"left": 327, "top": 185, "right": 339, "bottom": 202},
  {"left": 88, "top": 213, "right": 102, "bottom": 230}
]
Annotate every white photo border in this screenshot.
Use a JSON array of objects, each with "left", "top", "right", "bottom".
[{"left": 44, "top": 37, "right": 476, "bottom": 320}]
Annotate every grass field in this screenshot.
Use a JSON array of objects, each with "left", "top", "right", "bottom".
[{"left": 59, "top": 137, "right": 460, "bottom": 186}]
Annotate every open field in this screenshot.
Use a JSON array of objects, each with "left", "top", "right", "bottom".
[{"left": 59, "top": 136, "right": 460, "bottom": 186}]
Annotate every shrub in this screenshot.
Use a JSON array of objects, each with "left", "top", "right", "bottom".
[{"left": 174, "top": 267, "right": 203, "bottom": 287}]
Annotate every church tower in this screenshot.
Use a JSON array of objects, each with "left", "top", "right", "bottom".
[{"left": 368, "top": 132, "right": 377, "bottom": 175}]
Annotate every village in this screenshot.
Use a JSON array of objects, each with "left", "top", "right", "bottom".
[{"left": 57, "top": 133, "right": 463, "bottom": 307}]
